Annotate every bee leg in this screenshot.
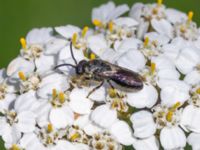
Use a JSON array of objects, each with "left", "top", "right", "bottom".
[
  {"left": 86, "top": 81, "right": 104, "bottom": 98},
  {"left": 107, "top": 80, "right": 115, "bottom": 89},
  {"left": 107, "top": 80, "right": 120, "bottom": 97}
]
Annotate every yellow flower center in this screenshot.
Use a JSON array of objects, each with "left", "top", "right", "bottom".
[
  {"left": 188, "top": 11, "right": 194, "bottom": 22},
  {"left": 70, "top": 132, "right": 80, "bottom": 141},
  {"left": 58, "top": 92, "right": 65, "bottom": 104},
  {"left": 10, "top": 144, "right": 20, "bottom": 150},
  {"left": 196, "top": 88, "right": 200, "bottom": 94},
  {"left": 18, "top": 71, "right": 26, "bottom": 81},
  {"left": 144, "top": 37, "right": 149, "bottom": 47},
  {"left": 52, "top": 89, "right": 57, "bottom": 99},
  {"left": 108, "top": 88, "right": 117, "bottom": 98},
  {"left": 157, "top": 0, "right": 163, "bottom": 6},
  {"left": 166, "top": 111, "right": 173, "bottom": 122},
  {"left": 166, "top": 102, "right": 181, "bottom": 122},
  {"left": 90, "top": 53, "right": 96, "bottom": 60},
  {"left": 20, "top": 37, "right": 27, "bottom": 49},
  {"left": 150, "top": 62, "right": 156, "bottom": 74},
  {"left": 108, "top": 21, "right": 114, "bottom": 32},
  {"left": 82, "top": 26, "right": 89, "bottom": 38},
  {"left": 72, "top": 33, "right": 78, "bottom": 46},
  {"left": 47, "top": 123, "right": 53, "bottom": 133},
  {"left": 93, "top": 19, "right": 103, "bottom": 27}
]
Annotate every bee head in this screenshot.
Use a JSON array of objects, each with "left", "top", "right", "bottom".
[{"left": 76, "top": 60, "right": 87, "bottom": 74}]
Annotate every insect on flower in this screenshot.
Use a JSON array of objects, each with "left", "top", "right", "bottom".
[{"left": 55, "top": 42, "right": 144, "bottom": 98}]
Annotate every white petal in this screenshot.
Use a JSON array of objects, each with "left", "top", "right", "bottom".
[
  {"left": 100, "top": 48, "right": 120, "bottom": 63},
  {"left": 188, "top": 133, "right": 200, "bottom": 150},
  {"left": 69, "top": 88, "right": 94, "bottom": 114},
  {"left": 34, "top": 101, "right": 51, "bottom": 127},
  {"left": 83, "top": 122, "right": 103, "bottom": 136},
  {"left": 88, "top": 34, "right": 108, "bottom": 56},
  {"left": 35, "top": 55, "right": 55, "bottom": 75},
  {"left": 151, "top": 19, "right": 173, "bottom": 38},
  {"left": 160, "top": 80, "right": 190, "bottom": 107},
  {"left": 16, "top": 111, "right": 36, "bottom": 133},
  {"left": 55, "top": 140, "right": 77, "bottom": 150},
  {"left": 0, "top": 94, "right": 16, "bottom": 112},
  {"left": 127, "top": 84, "right": 158, "bottom": 108},
  {"left": 45, "top": 37, "right": 68, "bottom": 55},
  {"left": 14, "top": 90, "right": 37, "bottom": 112},
  {"left": 55, "top": 25, "right": 81, "bottom": 39},
  {"left": 130, "top": 111, "right": 156, "bottom": 138},
  {"left": 91, "top": 104, "right": 117, "bottom": 129},
  {"left": 181, "top": 105, "right": 200, "bottom": 133},
  {"left": 7, "top": 57, "right": 35, "bottom": 79},
  {"left": 117, "top": 49, "right": 146, "bottom": 72},
  {"left": 113, "top": 17, "right": 138, "bottom": 27},
  {"left": 133, "top": 136, "right": 159, "bottom": 150},
  {"left": 0, "top": 68, "right": 6, "bottom": 82},
  {"left": 107, "top": 4, "right": 129, "bottom": 21},
  {"left": 145, "top": 32, "right": 170, "bottom": 46},
  {"left": 92, "top": 1, "right": 115, "bottom": 22},
  {"left": 129, "top": 3, "right": 144, "bottom": 21},
  {"left": 157, "top": 68, "right": 180, "bottom": 84},
  {"left": 50, "top": 105, "right": 74, "bottom": 129},
  {"left": 110, "top": 120, "right": 135, "bottom": 145},
  {"left": 38, "top": 73, "right": 69, "bottom": 99},
  {"left": 88, "top": 86, "right": 106, "bottom": 102},
  {"left": 162, "top": 37, "right": 185, "bottom": 62},
  {"left": 26, "top": 27, "right": 53, "bottom": 44},
  {"left": 20, "top": 133, "right": 43, "bottom": 150},
  {"left": 184, "top": 70, "right": 200, "bottom": 86},
  {"left": 1, "top": 125, "right": 21, "bottom": 145},
  {"left": 175, "top": 47, "right": 200, "bottom": 74},
  {"left": 160, "top": 127, "right": 186, "bottom": 149},
  {"left": 116, "top": 38, "right": 141, "bottom": 52},
  {"left": 166, "top": 8, "right": 187, "bottom": 24},
  {"left": 74, "top": 115, "right": 89, "bottom": 129},
  {"left": 151, "top": 55, "right": 175, "bottom": 70},
  {"left": 73, "top": 143, "right": 90, "bottom": 150}
]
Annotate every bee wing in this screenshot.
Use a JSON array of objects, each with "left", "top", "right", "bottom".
[{"left": 98, "top": 67, "right": 144, "bottom": 90}]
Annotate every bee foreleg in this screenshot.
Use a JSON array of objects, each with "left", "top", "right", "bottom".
[{"left": 86, "top": 81, "right": 104, "bottom": 98}]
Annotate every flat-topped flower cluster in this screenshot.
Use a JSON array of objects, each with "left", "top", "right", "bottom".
[{"left": 0, "top": 1, "right": 200, "bottom": 150}]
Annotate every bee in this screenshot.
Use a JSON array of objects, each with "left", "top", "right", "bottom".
[{"left": 55, "top": 42, "right": 143, "bottom": 97}]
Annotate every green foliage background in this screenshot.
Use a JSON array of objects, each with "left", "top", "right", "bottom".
[{"left": 0, "top": 0, "right": 199, "bottom": 149}]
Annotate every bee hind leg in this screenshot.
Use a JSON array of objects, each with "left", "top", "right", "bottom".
[{"left": 86, "top": 81, "right": 104, "bottom": 98}]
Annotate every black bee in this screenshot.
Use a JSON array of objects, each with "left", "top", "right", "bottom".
[{"left": 55, "top": 42, "right": 143, "bottom": 97}]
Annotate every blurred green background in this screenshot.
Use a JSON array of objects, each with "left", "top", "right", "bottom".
[{"left": 0, "top": 0, "right": 199, "bottom": 149}]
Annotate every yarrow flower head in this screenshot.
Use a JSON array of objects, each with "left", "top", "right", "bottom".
[{"left": 1, "top": 1, "right": 200, "bottom": 150}]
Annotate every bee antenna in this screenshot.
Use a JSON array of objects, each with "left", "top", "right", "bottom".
[
  {"left": 70, "top": 42, "right": 78, "bottom": 65},
  {"left": 54, "top": 64, "right": 76, "bottom": 70}
]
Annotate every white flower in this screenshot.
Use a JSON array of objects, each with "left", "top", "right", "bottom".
[
  {"left": 188, "top": 133, "right": 200, "bottom": 150},
  {"left": 181, "top": 105, "right": 200, "bottom": 133},
  {"left": 160, "top": 80, "right": 190, "bottom": 107},
  {"left": 160, "top": 126, "right": 186, "bottom": 150},
  {"left": 92, "top": 1, "right": 129, "bottom": 26},
  {"left": 130, "top": 110, "right": 156, "bottom": 138},
  {"left": 55, "top": 25, "right": 81, "bottom": 39},
  {"left": 110, "top": 120, "right": 135, "bottom": 146},
  {"left": 7, "top": 56, "right": 35, "bottom": 80},
  {"left": 37, "top": 73, "right": 69, "bottom": 99},
  {"left": 175, "top": 47, "right": 200, "bottom": 74},
  {"left": 132, "top": 136, "right": 159, "bottom": 150},
  {"left": 127, "top": 83, "right": 158, "bottom": 108},
  {"left": 165, "top": 8, "right": 187, "bottom": 24},
  {"left": 90, "top": 104, "right": 117, "bottom": 129},
  {"left": 0, "top": 109, "right": 36, "bottom": 147},
  {"left": 69, "top": 87, "right": 94, "bottom": 115}
]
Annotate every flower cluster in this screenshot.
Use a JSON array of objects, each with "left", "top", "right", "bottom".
[{"left": 1, "top": 1, "right": 200, "bottom": 150}]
